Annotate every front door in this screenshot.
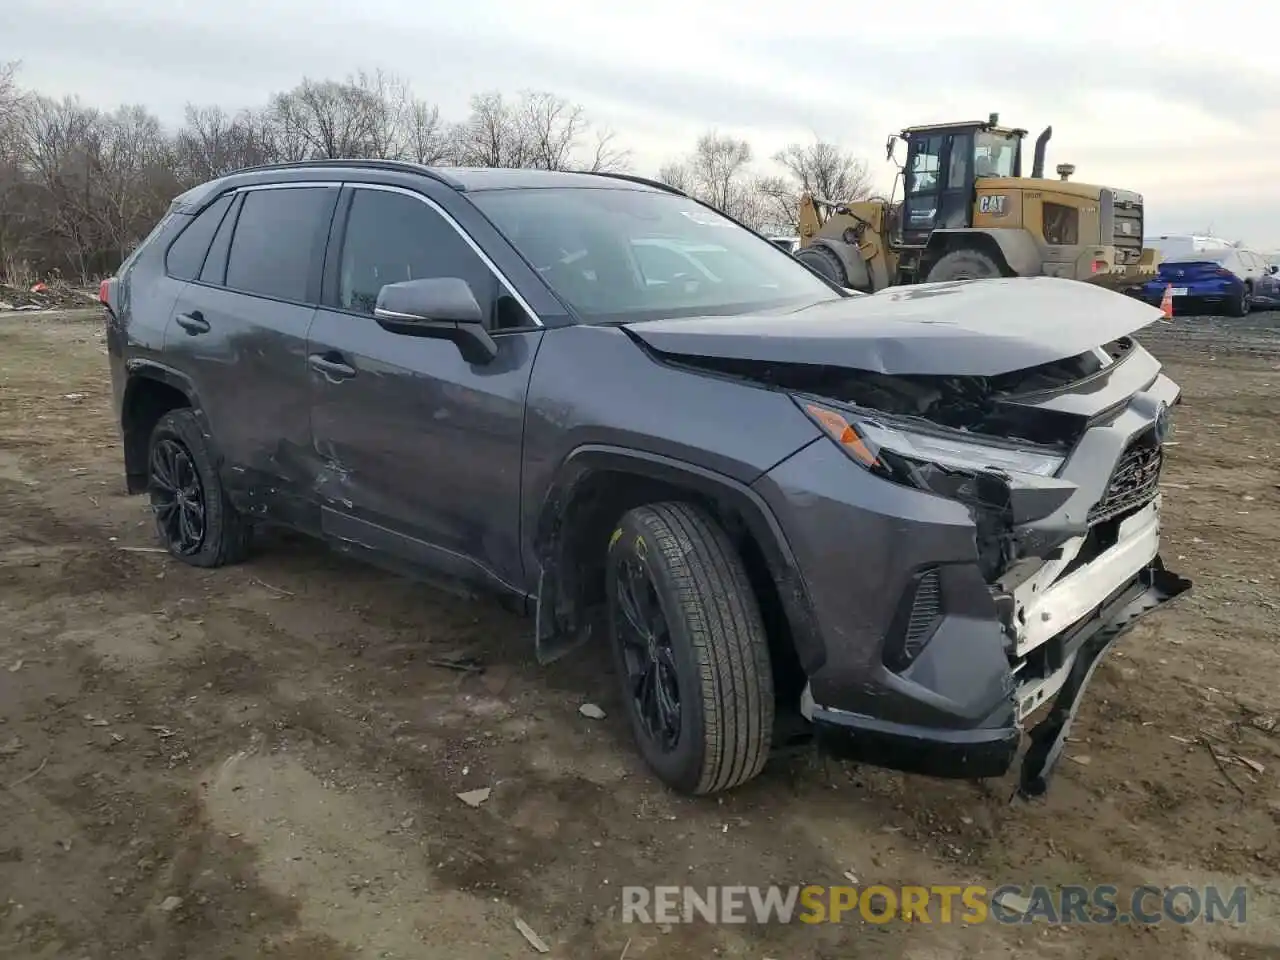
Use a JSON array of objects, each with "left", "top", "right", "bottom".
[
  {"left": 307, "top": 184, "right": 543, "bottom": 595},
  {"left": 901, "top": 133, "right": 945, "bottom": 244},
  {"left": 902, "top": 132, "right": 974, "bottom": 244}
]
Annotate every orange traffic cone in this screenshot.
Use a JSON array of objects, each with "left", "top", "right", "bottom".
[{"left": 1160, "top": 284, "right": 1174, "bottom": 319}]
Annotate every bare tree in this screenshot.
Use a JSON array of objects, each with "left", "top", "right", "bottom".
[
  {"left": 172, "top": 105, "right": 277, "bottom": 182},
  {"left": 452, "top": 92, "right": 527, "bottom": 167},
  {"left": 90, "top": 105, "right": 177, "bottom": 263},
  {"left": 18, "top": 95, "right": 107, "bottom": 282},
  {"left": 755, "top": 174, "right": 800, "bottom": 234},
  {"left": 404, "top": 99, "right": 451, "bottom": 164},
  {"left": 0, "top": 61, "right": 25, "bottom": 138},
  {"left": 657, "top": 160, "right": 692, "bottom": 193},
  {"left": 452, "top": 90, "right": 628, "bottom": 172},
  {"left": 267, "top": 74, "right": 403, "bottom": 160},
  {"left": 582, "top": 127, "right": 630, "bottom": 174},
  {"left": 1, "top": 67, "right": 631, "bottom": 283},
  {"left": 0, "top": 62, "right": 34, "bottom": 281},
  {"left": 355, "top": 69, "right": 410, "bottom": 160},
  {"left": 774, "top": 139, "right": 870, "bottom": 203},
  {"left": 658, "top": 131, "right": 764, "bottom": 228},
  {"left": 755, "top": 139, "right": 872, "bottom": 233},
  {"left": 517, "top": 91, "right": 585, "bottom": 170}
]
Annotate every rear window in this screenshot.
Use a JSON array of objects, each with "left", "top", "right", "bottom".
[{"left": 471, "top": 187, "right": 838, "bottom": 323}]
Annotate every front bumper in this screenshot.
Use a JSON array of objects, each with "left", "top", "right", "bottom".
[
  {"left": 804, "top": 556, "right": 1190, "bottom": 794},
  {"left": 754, "top": 352, "right": 1190, "bottom": 795}
]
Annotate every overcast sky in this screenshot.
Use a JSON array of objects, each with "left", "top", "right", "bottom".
[{"left": 6, "top": 0, "right": 1279, "bottom": 247}]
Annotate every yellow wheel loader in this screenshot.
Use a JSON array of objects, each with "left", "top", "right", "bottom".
[{"left": 795, "top": 114, "right": 1159, "bottom": 293}]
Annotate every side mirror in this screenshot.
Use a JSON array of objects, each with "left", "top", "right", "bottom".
[
  {"left": 374, "top": 277, "right": 498, "bottom": 365},
  {"left": 1270, "top": 264, "right": 1278, "bottom": 275}
]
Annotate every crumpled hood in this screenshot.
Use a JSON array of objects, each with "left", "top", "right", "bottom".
[{"left": 623, "top": 277, "right": 1165, "bottom": 377}]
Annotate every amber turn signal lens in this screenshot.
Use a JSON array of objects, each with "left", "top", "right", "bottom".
[{"left": 804, "top": 403, "right": 880, "bottom": 467}]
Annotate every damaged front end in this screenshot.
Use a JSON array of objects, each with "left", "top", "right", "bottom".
[{"left": 687, "top": 335, "right": 1192, "bottom": 794}]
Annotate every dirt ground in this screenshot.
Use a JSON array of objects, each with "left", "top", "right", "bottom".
[{"left": 1, "top": 307, "right": 1277, "bottom": 960}]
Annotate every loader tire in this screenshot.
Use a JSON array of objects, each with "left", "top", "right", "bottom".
[
  {"left": 925, "top": 248, "right": 1004, "bottom": 282},
  {"left": 795, "top": 244, "right": 849, "bottom": 287}
]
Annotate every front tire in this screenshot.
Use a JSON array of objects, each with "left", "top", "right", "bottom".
[
  {"left": 795, "top": 244, "right": 848, "bottom": 287},
  {"left": 147, "top": 409, "right": 252, "bottom": 567},
  {"left": 606, "top": 502, "right": 774, "bottom": 795},
  {"left": 925, "top": 248, "right": 1004, "bottom": 282}
]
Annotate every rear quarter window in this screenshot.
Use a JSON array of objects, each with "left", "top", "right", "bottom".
[
  {"left": 165, "top": 194, "right": 234, "bottom": 281},
  {"left": 117, "top": 211, "right": 177, "bottom": 280}
]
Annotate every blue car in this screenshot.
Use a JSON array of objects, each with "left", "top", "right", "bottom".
[{"left": 1135, "top": 247, "right": 1280, "bottom": 316}]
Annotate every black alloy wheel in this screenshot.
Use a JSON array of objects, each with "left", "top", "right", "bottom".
[
  {"left": 149, "top": 436, "right": 206, "bottom": 555},
  {"left": 612, "top": 552, "right": 683, "bottom": 752},
  {"left": 144, "top": 408, "right": 252, "bottom": 567}
]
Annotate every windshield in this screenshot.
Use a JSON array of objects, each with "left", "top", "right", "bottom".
[
  {"left": 471, "top": 187, "right": 839, "bottom": 323},
  {"left": 974, "top": 132, "right": 1018, "bottom": 178}
]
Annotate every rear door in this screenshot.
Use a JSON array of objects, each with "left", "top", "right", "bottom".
[
  {"left": 165, "top": 182, "right": 339, "bottom": 527},
  {"left": 306, "top": 182, "right": 543, "bottom": 593}
]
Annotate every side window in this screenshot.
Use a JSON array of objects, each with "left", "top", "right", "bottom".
[
  {"left": 906, "top": 136, "right": 943, "bottom": 194},
  {"left": 337, "top": 188, "right": 530, "bottom": 329},
  {"left": 165, "top": 194, "right": 233, "bottom": 281},
  {"left": 1042, "top": 202, "right": 1080, "bottom": 245},
  {"left": 946, "top": 134, "right": 971, "bottom": 190},
  {"left": 225, "top": 186, "right": 335, "bottom": 302},
  {"left": 199, "top": 193, "right": 242, "bottom": 286}
]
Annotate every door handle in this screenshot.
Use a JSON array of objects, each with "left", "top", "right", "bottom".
[
  {"left": 308, "top": 353, "right": 357, "bottom": 381},
  {"left": 175, "top": 311, "right": 210, "bottom": 335}
]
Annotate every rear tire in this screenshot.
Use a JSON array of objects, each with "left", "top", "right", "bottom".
[
  {"left": 606, "top": 501, "right": 774, "bottom": 795},
  {"left": 147, "top": 409, "right": 252, "bottom": 568},
  {"left": 794, "top": 244, "right": 849, "bottom": 287},
  {"left": 1227, "top": 285, "right": 1251, "bottom": 317},
  {"left": 925, "top": 248, "right": 1004, "bottom": 282}
]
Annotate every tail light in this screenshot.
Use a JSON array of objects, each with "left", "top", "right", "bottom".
[
  {"left": 1215, "top": 268, "right": 1234, "bottom": 278},
  {"left": 1091, "top": 260, "right": 1108, "bottom": 274},
  {"left": 98, "top": 278, "right": 112, "bottom": 304}
]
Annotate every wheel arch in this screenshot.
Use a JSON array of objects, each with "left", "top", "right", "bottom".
[
  {"left": 796, "top": 239, "right": 873, "bottom": 292},
  {"left": 120, "top": 360, "right": 202, "bottom": 494},
  {"left": 531, "top": 445, "right": 824, "bottom": 689},
  {"left": 925, "top": 228, "right": 1042, "bottom": 278}
]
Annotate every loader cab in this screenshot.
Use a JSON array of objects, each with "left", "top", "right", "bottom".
[{"left": 893, "top": 120, "right": 1025, "bottom": 246}]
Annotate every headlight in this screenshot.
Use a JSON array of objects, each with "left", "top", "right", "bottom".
[{"left": 797, "top": 398, "right": 1065, "bottom": 481}]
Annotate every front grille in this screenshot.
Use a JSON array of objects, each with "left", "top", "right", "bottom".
[
  {"left": 1111, "top": 203, "right": 1144, "bottom": 265},
  {"left": 1088, "top": 431, "right": 1162, "bottom": 525}
]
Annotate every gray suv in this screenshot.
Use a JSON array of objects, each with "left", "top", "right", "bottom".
[{"left": 102, "top": 161, "right": 1190, "bottom": 797}]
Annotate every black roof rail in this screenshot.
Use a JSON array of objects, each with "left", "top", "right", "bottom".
[
  {"left": 581, "top": 170, "right": 687, "bottom": 197},
  {"left": 228, "top": 158, "right": 465, "bottom": 189}
]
